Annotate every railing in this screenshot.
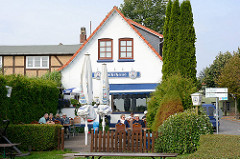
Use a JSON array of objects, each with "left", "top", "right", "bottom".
[{"left": 90, "top": 129, "right": 159, "bottom": 153}]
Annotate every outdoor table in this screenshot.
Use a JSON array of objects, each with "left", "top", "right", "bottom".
[{"left": 0, "top": 143, "right": 20, "bottom": 158}]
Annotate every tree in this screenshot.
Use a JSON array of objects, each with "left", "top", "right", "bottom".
[
  {"left": 162, "top": 0, "right": 181, "bottom": 79},
  {"left": 162, "top": 0, "right": 172, "bottom": 80},
  {"left": 120, "top": 0, "right": 166, "bottom": 33},
  {"left": 177, "top": 0, "right": 197, "bottom": 82},
  {"left": 217, "top": 54, "right": 240, "bottom": 116},
  {"left": 199, "top": 51, "right": 232, "bottom": 87}
]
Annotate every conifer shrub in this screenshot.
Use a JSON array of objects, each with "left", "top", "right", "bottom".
[
  {"left": 147, "top": 74, "right": 196, "bottom": 129},
  {"left": 152, "top": 95, "right": 184, "bottom": 131},
  {"left": 155, "top": 109, "right": 213, "bottom": 154}
]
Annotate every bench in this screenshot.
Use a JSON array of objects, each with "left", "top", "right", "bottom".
[{"left": 74, "top": 152, "right": 178, "bottom": 159}]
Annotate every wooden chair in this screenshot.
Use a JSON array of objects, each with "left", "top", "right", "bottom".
[
  {"left": 73, "top": 116, "right": 81, "bottom": 135},
  {"left": 132, "top": 123, "right": 142, "bottom": 133},
  {"left": 132, "top": 123, "right": 143, "bottom": 152},
  {"left": 115, "top": 123, "right": 126, "bottom": 132}
]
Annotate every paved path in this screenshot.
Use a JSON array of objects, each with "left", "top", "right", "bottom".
[
  {"left": 63, "top": 133, "right": 91, "bottom": 159},
  {"left": 218, "top": 117, "right": 240, "bottom": 135}
]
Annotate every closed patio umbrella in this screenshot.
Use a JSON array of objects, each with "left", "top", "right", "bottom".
[
  {"left": 97, "top": 64, "right": 112, "bottom": 132},
  {"left": 77, "top": 54, "right": 96, "bottom": 145}
]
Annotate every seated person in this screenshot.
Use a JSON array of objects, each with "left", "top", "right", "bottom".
[
  {"left": 117, "top": 114, "right": 130, "bottom": 128},
  {"left": 62, "top": 113, "right": 71, "bottom": 132},
  {"left": 38, "top": 113, "right": 48, "bottom": 124},
  {"left": 126, "top": 112, "right": 135, "bottom": 121},
  {"left": 133, "top": 114, "right": 145, "bottom": 128},
  {"left": 55, "top": 113, "right": 62, "bottom": 123},
  {"left": 46, "top": 113, "right": 55, "bottom": 124},
  {"left": 142, "top": 110, "right": 147, "bottom": 122}
]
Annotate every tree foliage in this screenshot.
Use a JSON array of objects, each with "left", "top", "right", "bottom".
[
  {"left": 162, "top": 0, "right": 172, "bottom": 80},
  {"left": 120, "top": 0, "right": 166, "bottom": 33},
  {"left": 178, "top": 0, "right": 197, "bottom": 82},
  {"left": 199, "top": 51, "right": 233, "bottom": 87},
  {"left": 162, "top": 0, "right": 181, "bottom": 79},
  {"left": 41, "top": 71, "right": 62, "bottom": 87},
  {"left": 162, "top": 0, "right": 197, "bottom": 82},
  {"left": 217, "top": 55, "right": 240, "bottom": 98}
]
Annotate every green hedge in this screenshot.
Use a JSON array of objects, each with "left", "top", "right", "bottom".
[
  {"left": 0, "top": 75, "right": 8, "bottom": 120},
  {"left": 155, "top": 110, "right": 213, "bottom": 154},
  {"left": 6, "top": 124, "right": 62, "bottom": 151},
  {"left": 0, "top": 74, "right": 59, "bottom": 124}
]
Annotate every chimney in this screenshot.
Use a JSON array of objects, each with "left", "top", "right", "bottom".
[{"left": 80, "top": 27, "right": 87, "bottom": 43}]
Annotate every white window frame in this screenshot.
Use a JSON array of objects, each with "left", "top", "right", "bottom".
[
  {"left": 0, "top": 56, "right": 2, "bottom": 68},
  {"left": 26, "top": 56, "right": 49, "bottom": 69}
]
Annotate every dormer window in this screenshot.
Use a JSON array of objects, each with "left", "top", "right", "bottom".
[
  {"left": 119, "top": 38, "right": 133, "bottom": 59},
  {"left": 98, "top": 39, "right": 113, "bottom": 60}
]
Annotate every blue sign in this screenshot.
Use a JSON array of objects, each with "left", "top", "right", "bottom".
[{"left": 92, "top": 71, "right": 141, "bottom": 79}]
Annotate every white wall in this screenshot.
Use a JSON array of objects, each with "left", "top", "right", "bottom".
[{"left": 61, "top": 10, "right": 163, "bottom": 99}]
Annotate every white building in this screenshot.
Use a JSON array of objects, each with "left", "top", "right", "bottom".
[{"left": 59, "top": 7, "right": 163, "bottom": 124}]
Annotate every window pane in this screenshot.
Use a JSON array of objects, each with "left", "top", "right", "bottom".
[
  {"left": 106, "top": 47, "right": 111, "bottom": 51},
  {"left": 106, "top": 53, "right": 111, "bottom": 57},
  {"left": 127, "top": 47, "right": 132, "bottom": 51},
  {"left": 35, "top": 57, "right": 41, "bottom": 67},
  {"left": 42, "top": 56, "right": 48, "bottom": 61},
  {"left": 100, "top": 47, "right": 105, "bottom": 52},
  {"left": 27, "top": 57, "right": 33, "bottom": 67},
  {"left": 120, "top": 41, "right": 126, "bottom": 46},
  {"left": 106, "top": 41, "right": 111, "bottom": 46},
  {"left": 121, "top": 47, "right": 126, "bottom": 51},
  {"left": 100, "top": 53, "right": 105, "bottom": 57},
  {"left": 121, "top": 53, "right": 126, "bottom": 57},
  {"left": 127, "top": 52, "right": 132, "bottom": 57},
  {"left": 42, "top": 61, "right": 48, "bottom": 67},
  {"left": 127, "top": 41, "right": 132, "bottom": 46},
  {"left": 100, "top": 42, "right": 105, "bottom": 47}
]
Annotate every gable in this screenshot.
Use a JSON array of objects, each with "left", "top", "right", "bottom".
[{"left": 58, "top": 7, "right": 163, "bottom": 71}]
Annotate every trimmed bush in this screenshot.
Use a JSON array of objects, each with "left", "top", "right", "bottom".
[
  {"left": 6, "top": 124, "right": 62, "bottom": 151},
  {"left": 155, "top": 110, "right": 213, "bottom": 154},
  {"left": 0, "top": 75, "right": 8, "bottom": 120},
  {"left": 1, "top": 74, "right": 59, "bottom": 124}
]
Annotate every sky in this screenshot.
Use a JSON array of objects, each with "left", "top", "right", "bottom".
[{"left": 0, "top": 0, "right": 240, "bottom": 76}]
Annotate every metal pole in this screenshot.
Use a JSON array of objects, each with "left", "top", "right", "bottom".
[
  {"left": 102, "top": 115, "right": 105, "bottom": 133},
  {"left": 85, "top": 115, "right": 88, "bottom": 145},
  {"left": 216, "top": 97, "right": 219, "bottom": 134}
]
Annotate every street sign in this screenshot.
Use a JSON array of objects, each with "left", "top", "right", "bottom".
[{"left": 205, "top": 88, "right": 228, "bottom": 100}]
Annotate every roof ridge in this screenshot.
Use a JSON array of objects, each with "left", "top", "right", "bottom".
[{"left": 58, "top": 6, "right": 162, "bottom": 71}]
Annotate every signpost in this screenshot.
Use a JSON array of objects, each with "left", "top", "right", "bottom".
[{"left": 205, "top": 88, "right": 228, "bottom": 134}]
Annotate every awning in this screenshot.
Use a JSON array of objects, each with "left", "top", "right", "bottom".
[
  {"left": 63, "top": 87, "right": 81, "bottom": 94},
  {"left": 109, "top": 83, "right": 158, "bottom": 95}
]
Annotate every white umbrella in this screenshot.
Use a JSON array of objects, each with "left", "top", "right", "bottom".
[
  {"left": 77, "top": 54, "right": 96, "bottom": 145},
  {"left": 97, "top": 64, "right": 112, "bottom": 132}
]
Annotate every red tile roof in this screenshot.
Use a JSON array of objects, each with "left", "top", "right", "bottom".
[{"left": 58, "top": 6, "right": 163, "bottom": 71}]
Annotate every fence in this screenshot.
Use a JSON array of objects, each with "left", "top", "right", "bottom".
[{"left": 90, "top": 129, "right": 159, "bottom": 153}]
